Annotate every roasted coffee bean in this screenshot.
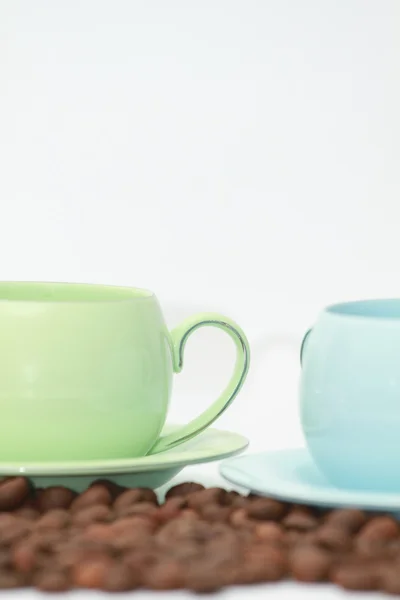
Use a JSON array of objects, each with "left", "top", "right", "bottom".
[
  {"left": 358, "top": 516, "right": 399, "bottom": 543},
  {"left": 102, "top": 563, "right": 138, "bottom": 591},
  {"left": 112, "top": 515, "right": 155, "bottom": 535},
  {"left": 331, "top": 563, "right": 378, "bottom": 591},
  {"left": 111, "top": 526, "right": 154, "bottom": 552},
  {"left": 70, "top": 485, "right": 112, "bottom": 512},
  {"left": 325, "top": 509, "right": 367, "bottom": 533},
  {"left": 200, "top": 504, "right": 233, "bottom": 522},
  {"left": 29, "top": 529, "right": 67, "bottom": 552},
  {"left": 283, "top": 506, "right": 318, "bottom": 531},
  {"left": 0, "top": 549, "right": 11, "bottom": 569},
  {"left": 185, "top": 565, "right": 231, "bottom": 593},
  {"left": 83, "top": 523, "right": 115, "bottom": 544},
  {"left": 33, "top": 569, "right": 71, "bottom": 592},
  {"left": 239, "top": 544, "right": 287, "bottom": 583},
  {"left": 246, "top": 497, "right": 288, "bottom": 521},
  {"left": 115, "top": 501, "right": 158, "bottom": 520},
  {"left": 57, "top": 544, "right": 110, "bottom": 570},
  {"left": 165, "top": 482, "right": 205, "bottom": 499},
  {"left": 0, "top": 519, "right": 31, "bottom": 545},
  {"left": 89, "top": 479, "right": 125, "bottom": 501},
  {"left": 72, "top": 555, "right": 114, "bottom": 588},
  {"left": 290, "top": 545, "right": 332, "bottom": 582},
  {"left": 254, "top": 521, "right": 285, "bottom": 544},
  {"left": 186, "top": 488, "right": 228, "bottom": 510},
  {"left": 285, "top": 530, "right": 303, "bottom": 547},
  {"left": 179, "top": 508, "right": 199, "bottom": 521},
  {"left": 156, "top": 517, "right": 211, "bottom": 547},
  {"left": 123, "top": 547, "right": 159, "bottom": 578},
  {"left": 34, "top": 509, "right": 70, "bottom": 530},
  {"left": 0, "top": 478, "right": 30, "bottom": 510},
  {"left": 72, "top": 505, "right": 111, "bottom": 527},
  {"left": 0, "top": 571, "right": 25, "bottom": 589},
  {"left": 230, "top": 507, "right": 254, "bottom": 529},
  {"left": 12, "top": 541, "right": 41, "bottom": 574},
  {"left": 35, "top": 486, "right": 76, "bottom": 512},
  {"left": 113, "top": 488, "right": 158, "bottom": 511},
  {"left": 145, "top": 560, "right": 185, "bottom": 590},
  {"left": 315, "top": 525, "right": 351, "bottom": 551},
  {"left": 156, "top": 497, "right": 187, "bottom": 523},
  {"left": 355, "top": 516, "right": 399, "bottom": 558},
  {"left": 381, "top": 565, "right": 400, "bottom": 594},
  {"left": 15, "top": 508, "right": 40, "bottom": 521}
]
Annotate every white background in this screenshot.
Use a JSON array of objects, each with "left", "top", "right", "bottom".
[{"left": 1, "top": 0, "right": 400, "bottom": 598}]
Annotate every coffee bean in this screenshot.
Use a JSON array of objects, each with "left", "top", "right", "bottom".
[
  {"left": 145, "top": 560, "right": 185, "bottom": 590},
  {"left": 358, "top": 516, "right": 399, "bottom": 542},
  {"left": 180, "top": 508, "right": 199, "bottom": 521},
  {"left": 239, "top": 544, "right": 287, "bottom": 583},
  {"left": 0, "top": 571, "right": 25, "bottom": 589},
  {"left": 283, "top": 506, "right": 319, "bottom": 531},
  {"left": 123, "top": 548, "right": 159, "bottom": 578},
  {"left": 0, "top": 518, "right": 31, "bottom": 545},
  {"left": 230, "top": 507, "right": 254, "bottom": 529},
  {"left": 185, "top": 565, "right": 229, "bottom": 593},
  {"left": 29, "top": 529, "right": 67, "bottom": 551},
  {"left": 325, "top": 509, "right": 367, "bottom": 533},
  {"left": 12, "top": 542, "right": 38, "bottom": 573},
  {"left": 112, "top": 515, "right": 155, "bottom": 535},
  {"left": 36, "top": 486, "right": 76, "bottom": 512},
  {"left": 102, "top": 563, "right": 138, "bottom": 591},
  {"left": 83, "top": 523, "right": 115, "bottom": 544},
  {"left": 0, "top": 549, "right": 11, "bottom": 570},
  {"left": 200, "top": 504, "right": 233, "bottom": 522},
  {"left": 113, "top": 488, "right": 157, "bottom": 511},
  {"left": 115, "top": 501, "right": 158, "bottom": 520},
  {"left": 156, "top": 497, "right": 187, "bottom": 523},
  {"left": 381, "top": 565, "right": 400, "bottom": 594},
  {"left": 246, "top": 497, "right": 288, "bottom": 521},
  {"left": 165, "top": 482, "right": 205, "bottom": 499},
  {"left": 89, "top": 479, "right": 125, "bottom": 501},
  {"left": 33, "top": 569, "right": 71, "bottom": 592},
  {"left": 72, "top": 505, "right": 111, "bottom": 527},
  {"left": 0, "top": 478, "right": 30, "bottom": 510},
  {"left": 290, "top": 545, "right": 332, "bottom": 581},
  {"left": 70, "top": 485, "right": 112, "bottom": 512},
  {"left": 315, "top": 525, "right": 351, "bottom": 551},
  {"left": 186, "top": 488, "right": 228, "bottom": 510},
  {"left": 72, "top": 555, "right": 114, "bottom": 588},
  {"left": 254, "top": 521, "right": 285, "bottom": 544},
  {"left": 57, "top": 544, "right": 108, "bottom": 570},
  {"left": 331, "top": 563, "right": 378, "bottom": 590},
  {"left": 34, "top": 509, "right": 70, "bottom": 530},
  {"left": 15, "top": 508, "right": 40, "bottom": 521}
]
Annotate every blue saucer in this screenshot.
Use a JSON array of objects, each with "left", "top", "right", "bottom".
[{"left": 220, "top": 448, "right": 400, "bottom": 512}]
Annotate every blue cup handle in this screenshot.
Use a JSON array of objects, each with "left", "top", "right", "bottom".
[{"left": 300, "top": 328, "right": 313, "bottom": 366}]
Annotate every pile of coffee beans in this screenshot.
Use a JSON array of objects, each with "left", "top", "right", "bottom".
[{"left": 0, "top": 478, "right": 398, "bottom": 593}]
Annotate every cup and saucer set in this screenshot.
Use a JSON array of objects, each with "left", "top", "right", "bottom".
[
  {"left": 1, "top": 282, "right": 400, "bottom": 512},
  {"left": 0, "top": 281, "right": 249, "bottom": 492},
  {"left": 221, "top": 298, "right": 400, "bottom": 514}
]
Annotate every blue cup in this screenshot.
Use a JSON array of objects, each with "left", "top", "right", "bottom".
[{"left": 300, "top": 299, "right": 400, "bottom": 491}]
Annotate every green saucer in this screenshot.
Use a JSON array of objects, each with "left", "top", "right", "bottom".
[{"left": 0, "top": 425, "right": 248, "bottom": 492}]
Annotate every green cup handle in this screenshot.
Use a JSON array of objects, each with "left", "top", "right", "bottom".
[{"left": 149, "top": 312, "right": 250, "bottom": 455}]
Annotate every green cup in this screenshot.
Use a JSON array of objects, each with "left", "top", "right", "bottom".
[{"left": 0, "top": 282, "right": 250, "bottom": 462}]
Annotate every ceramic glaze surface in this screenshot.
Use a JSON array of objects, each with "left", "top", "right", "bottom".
[
  {"left": 300, "top": 299, "right": 400, "bottom": 491},
  {"left": 0, "top": 425, "right": 249, "bottom": 493},
  {"left": 0, "top": 282, "right": 250, "bottom": 462},
  {"left": 220, "top": 448, "right": 400, "bottom": 512}
]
